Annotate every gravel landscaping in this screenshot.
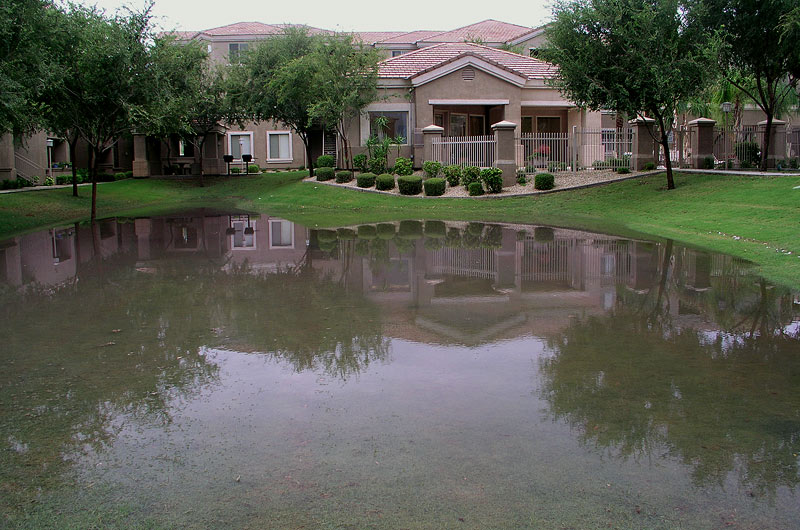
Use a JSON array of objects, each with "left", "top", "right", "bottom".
[{"left": 305, "top": 169, "right": 653, "bottom": 197}]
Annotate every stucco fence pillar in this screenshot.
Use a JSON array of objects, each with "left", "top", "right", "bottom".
[
  {"left": 758, "top": 119, "right": 787, "bottom": 169},
  {"left": 132, "top": 133, "right": 151, "bottom": 178},
  {"left": 629, "top": 117, "right": 658, "bottom": 170},
  {"left": 687, "top": 118, "right": 716, "bottom": 168},
  {"left": 422, "top": 124, "right": 444, "bottom": 165},
  {"left": 492, "top": 120, "right": 517, "bottom": 188}
]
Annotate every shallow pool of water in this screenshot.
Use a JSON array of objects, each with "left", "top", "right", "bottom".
[{"left": 1, "top": 211, "right": 799, "bottom": 528}]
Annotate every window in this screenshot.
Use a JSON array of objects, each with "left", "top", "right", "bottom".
[
  {"left": 177, "top": 139, "right": 194, "bottom": 157},
  {"left": 469, "top": 115, "right": 485, "bottom": 136},
  {"left": 230, "top": 216, "right": 256, "bottom": 249},
  {"left": 521, "top": 116, "right": 533, "bottom": 134},
  {"left": 369, "top": 111, "right": 408, "bottom": 142},
  {"left": 228, "top": 132, "right": 252, "bottom": 160},
  {"left": 269, "top": 220, "right": 294, "bottom": 248},
  {"left": 529, "top": 48, "right": 540, "bottom": 57},
  {"left": 536, "top": 117, "right": 561, "bottom": 134},
  {"left": 229, "top": 42, "right": 248, "bottom": 62},
  {"left": 391, "top": 50, "right": 404, "bottom": 57},
  {"left": 449, "top": 114, "right": 467, "bottom": 137},
  {"left": 267, "top": 132, "right": 292, "bottom": 161}
]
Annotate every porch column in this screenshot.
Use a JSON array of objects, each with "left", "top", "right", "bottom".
[
  {"left": 687, "top": 118, "right": 716, "bottom": 169},
  {"left": 132, "top": 134, "right": 150, "bottom": 178},
  {"left": 629, "top": 117, "right": 657, "bottom": 170},
  {"left": 422, "top": 125, "right": 444, "bottom": 165},
  {"left": 492, "top": 120, "right": 517, "bottom": 188},
  {"left": 758, "top": 119, "right": 787, "bottom": 169}
]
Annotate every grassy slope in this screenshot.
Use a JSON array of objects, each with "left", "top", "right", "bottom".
[{"left": 1, "top": 171, "right": 798, "bottom": 287}]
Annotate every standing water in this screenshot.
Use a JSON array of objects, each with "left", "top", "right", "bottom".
[{"left": 1, "top": 211, "right": 798, "bottom": 529}]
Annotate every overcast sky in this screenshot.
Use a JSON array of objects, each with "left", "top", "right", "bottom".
[{"left": 68, "top": 0, "right": 553, "bottom": 33}]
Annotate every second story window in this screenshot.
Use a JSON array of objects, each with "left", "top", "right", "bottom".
[{"left": 229, "top": 42, "right": 249, "bottom": 62}]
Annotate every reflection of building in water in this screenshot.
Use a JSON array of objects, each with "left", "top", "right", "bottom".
[{"left": 2, "top": 213, "right": 789, "bottom": 345}]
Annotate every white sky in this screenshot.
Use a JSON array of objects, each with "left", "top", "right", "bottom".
[{"left": 69, "top": 0, "right": 553, "bottom": 33}]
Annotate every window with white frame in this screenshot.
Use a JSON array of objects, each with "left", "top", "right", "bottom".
[
  {"left": 228, "top": 42, "right": 248, "bottom": 62},
  {"left": 269, "top": 220, "right": 294, "bottom": 248},
  {"left": 267, "top": 131, "right": 292, "bottom": 161},
  {"left": 230, "top": 216, "right": 256, "bottom": 249},
  {"left": 369, "top": 111, "right": 408, "bottom": 142},
  {"left": 228, "top": 132, "right": 252, "bottom": 160}
]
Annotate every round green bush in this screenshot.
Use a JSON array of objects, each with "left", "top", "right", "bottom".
[
  {"left": 316, "top": 229, "right": 337, "bottom": 243},
  {"left": 393, "top": 157, "right": 413, "bottom": 176},
  {"left": 480, "top": 168, "right": 503, "bottom": 193},
  {"left": 443, "top": 165, "right": 462, "bottom": 187},
  {"left": 423, "top": 177, "right": 446, "bottom": 196},
  {"left": 44, "top": 176, "right": 54, "bottom": 186},
  {"left": 424, "top": 220, "right": 447, "bottom": 239},
  {"left": 316, "top": 167, "right": 335, "bottom": 181},
  {"left": 357, "top": 172, "right": 377, "bottom": 188},
  {"left": 422, "top": 160, "right": 442, "bottom": 178},
  {"left": 376, "top": 223, "right": 396, "bottom": 239},
  {"left": 642, "top": 162, "right": 657, "bottom": 171},
  {"left": 316, "top": 154, "right": 335, "bottom": 168},
  {"left": 335, "top": 170, "right": 354, "bottom": 183},
  {"left": 230, "top": 167, "right": 241, "bottom": 174},
  {"left": 397, "top": 175, "right": 423, "bottom": 195},
  {"left": 398, "top": 220, "right": 423, "bottom": 240},
  {"left": 534, "top": 173, "right": 555, "bottom": 190},
  {"left": 462, "top": 166, "right": 480, "bottom": 187},
  {"left": 468, "top": 181, "right": 484, "bottom": 196},
  {"left": 534, "top": 227, "right": 555, "bottom": 243},
  {"left": 616, "top": 167, "right": 631, "bottom": 174},
  {"left": 376, "top": 173, "right": 395, "bottom": 191},
  {"left": 336, "top": 228, "right": 356, "bottom": 240},
  {"left": 248, "top": 164, "right": 260, "bottom": 174},
  {"left": 357, "top": 225, "right": 377, "bottom": 239}
]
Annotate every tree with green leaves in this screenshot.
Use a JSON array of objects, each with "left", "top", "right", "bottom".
[
  {"left": 0, "top": 0, "right": 59, "bottom": 136},
  {"left": 686, "top": 0, "right": 798, "bottom": 171},
  {"left": 543, "top": 0, "right": 709, "bottom": 189},
  {"left": 307, "top": 34, "right": 380, "bottom": 169}
]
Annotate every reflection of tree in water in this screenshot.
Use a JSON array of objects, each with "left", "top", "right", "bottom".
[
  {"left": 540, "top": 252, "right": 800, "bottom": 497},
  {"left": 0, "top": 257, "right": 387, "bottom": 513}
]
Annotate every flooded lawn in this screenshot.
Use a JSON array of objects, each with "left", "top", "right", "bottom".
[{"left": 1, "top": 211, "right": 799, "bottom": 529}]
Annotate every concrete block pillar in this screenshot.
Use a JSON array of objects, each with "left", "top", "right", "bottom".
[
  {"left": 132, "top": 134, "right": 150, "bottom": 178},
  {"left": 492, "top": 120, "right": 517, "bottom": 187},
  {"left": 687, "top": 118, "right": 716, "bottom": 168},
  {"left": 0, "top": 133, "right": 16, "bottom": 181},
  {"left": 758, "top": 119, "right": 787, "bottom": 169},
  {"left": 629, "top": 117, "right": 657, "bottom": 170},
  {"left": 422, "top": 125, "right": 444, "bottom": 166}
]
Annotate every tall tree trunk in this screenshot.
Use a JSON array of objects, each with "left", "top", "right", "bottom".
[
  {"left": 303, "top": 135, "right": 314, "bottom": 177},
  {"left": 69, "top": 133, "right": 79, "bottom": 197},
  {"left": 661, "top": 131, "right": 675, "bottom": 190},
  {"left": 90, "top": 146, "right": 98, "bottom": 223},
  {"left": 760, "top": 112, "right": 773, "bottom": 172}
]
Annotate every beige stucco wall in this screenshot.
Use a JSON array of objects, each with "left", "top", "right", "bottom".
[{"left": 224, "top": 119, "right": 309, "bottom": 169}]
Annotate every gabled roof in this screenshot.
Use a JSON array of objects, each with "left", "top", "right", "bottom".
[
  {"left": 376, "top": 30, "right": 444, "bottom": 45},
  {"left": 353, "top": 31, "right": 409, "bottom": 45},
  {"left": 179, "top": 21, "right": 329, "bottom": 38},
  {"left": 377, "top": 42, "right": 557, "bottom": 81},
  {"left": 419, "top": 19, "right": 535, "bottom": 44}
]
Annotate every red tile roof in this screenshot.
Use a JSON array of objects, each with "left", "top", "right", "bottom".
[
  {"left": 376, "top": 30, "right": 444, "bottom": 45},
  {"left": 353, "top": 31, "right": 409, "bottom": 45},
  {"left": 198, "top": 22, "right": 329, "bottom": 37},
  {"left": 378, "top": 42, "right": 557, "bottom": 80},
  {"left": 420, "top": 19, "right": 534, "bottom": 44}
]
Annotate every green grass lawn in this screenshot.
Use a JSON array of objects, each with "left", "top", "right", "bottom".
[{"left": 1, "top": 171, "right": 799, "bottom": 287}]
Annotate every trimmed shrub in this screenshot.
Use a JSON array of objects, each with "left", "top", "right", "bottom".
[
  {"left": 422, "top": 160, "right": 442, "bottom": 178},
  {"left": 534, "top": 173, "right": 555, "bottom": 190},
  {"left": 398, "top": 220, "right": 423, "bottom": 239},
  {"left": 356, "top": 172, "right": 376, "bottom": 188},
  {"left": 424, "top": 220, "right": 447, "bottom": 238},
  {"left": 353, "top": 153, "right": 368, "bottom": 172},
  {"left": 534, "top": 227, "right": 555, "bottom": 243},
  {"left": 424, "top": 237, "right": 444, "bottom": 251},
  {"left": 701, "top": 157, "right": 714, "bottom": 170},
  {"left": 734, "top": 141, "right": 761, "bottom": 166},
  {"left": 248, "top": 164, "right": 260, "bottom": 173},
  {"left": 616, "top": 167, "right": 631, "bottom": 174},
  {"left": 357, "top": 225, "right": 377, "bottom": 239},
  {"left": 114, "top": 172, "right": 127, "bottom": 180},
  {"left": 516, "top": 171, "right": 527, "bottom": 185},
  {"left": 483, "top": 224, "right": 503, "bottom": 248},
  {"left": 393, "top": 157, "right": 413, "bottom": 176},
  {"left": 376, "top": 223, "right": 396, "bottom": 239},
  {"left": 316, "top": 167, "right": 335, "bottom": 181},
  {"left": 480, "top": 168, "right": 503, "bottom": 193},
  {"left": 443, "top": 165, "right": 461, "bottom": 187},
  {"left": 462, "top": 165, "right": 480, "bottom": 187},
  {"left": 316, "top": 229, "right": 337, "bottom": 243},
  {"left": 355, "top": 239, "right": 370, "bottom": 256},
  {"left": 335, "top": 170, "right": 354, "bottom": 183},
  {"left": 423, "top": 177, "right": 446, "bottom": 196},
  {"left": 642, "top": 162, "right": 656, "bottom": 171},
  {"left": 336, "top": 228, "right": 356, "bottom": 240},
  {"left": 397, "top": 175, "right": 423, "bottom": 195},
  {"left": 445, "top": 227, "right": 462, "bottom": 248},
  {"left": 376, "top": 173, "right": 395, "bottom": 191},
  {"left": 316, "top": 154, "right": 335, "bottom": 168},
  {"left": 790, "top": 158, "right": 799, "bottom": 169},
  {"left": 468, "top": 181, "right": 484, "bottom": 196},
  {"left": 44, "top": 176, "right": 54, "bottom": 186},
  {"left": 230, "top": 167, "right": 241, "bottom": 174},
  {"left": 368, "top": 157, "right": 386, "bottom": 174},
  {"left": 740, "top": 160, "right": 753, "bottom": 169}
]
